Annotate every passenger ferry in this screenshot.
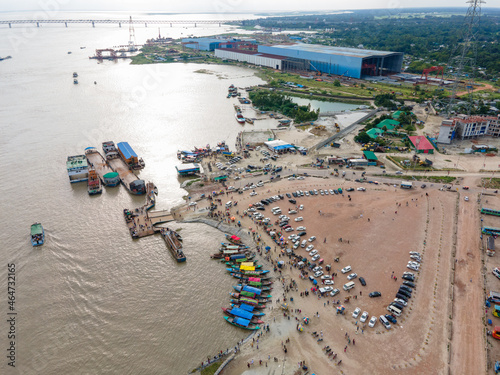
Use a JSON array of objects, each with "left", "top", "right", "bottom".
[
  {"left": 87, "top": 168, "right": 102, "bottom": 195},
  {"left": 66, "top": 155, "right": 88, "bottom": 183},
  {"left": 102, "top": 141, "right": 120, "bottom": 160},
  {"left": 30, "top": 223, "right": 45, "bottom": 247}
]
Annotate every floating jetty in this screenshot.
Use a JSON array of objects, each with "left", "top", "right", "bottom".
[
  {"left": 85, "top": 147, "right": 120, "bottom": 186},
  {"left": 123, "top": 183, "right": 174, "bottom": 239}
]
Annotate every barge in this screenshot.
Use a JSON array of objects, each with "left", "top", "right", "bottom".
[
  {"left": 117, "top": 142, "right": 145, "bottom": 170},
  {"left": 104, "top": 141, "right": 146, "bottom": 195},
  {"left": 87, "top": 168, "right": 103, "bottom": 195},
  {"left": 160, "top": 228, "right": 186, "bottom": 262},
  {"left": 85, "top": 147, "right": 120, "bottom": 186}
]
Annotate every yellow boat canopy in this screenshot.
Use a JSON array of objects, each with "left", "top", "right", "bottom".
[
  {"left": 240, "top": 262, "right": 254, "bottom": 268},
  {"left": 239, "top": 264, "right": 255, "bottom": 271}
]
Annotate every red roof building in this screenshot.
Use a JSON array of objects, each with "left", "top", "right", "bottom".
[{"left": 408, "top": 136, "right": 435, "bottom": 154}]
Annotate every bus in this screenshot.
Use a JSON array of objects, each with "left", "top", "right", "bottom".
[{"left": 481, "top": 208, "right": 500, "bottom": 217}]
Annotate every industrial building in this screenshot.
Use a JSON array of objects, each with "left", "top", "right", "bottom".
[
  {"left": 215, "top": 49, "right": 283, "bottom": 70},
  {"left": 181, "top": 37, "right": 257, "bottom": 51},
  {"left": 258, "top": 43, "right": 403, "bottom": 79},
  {"left": 437, "top": 115, "right": 500, "bottom": 144}
]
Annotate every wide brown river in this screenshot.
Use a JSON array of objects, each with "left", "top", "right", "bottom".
[{"left": 0, "top": 11, "right": 358, "bottom": 374}]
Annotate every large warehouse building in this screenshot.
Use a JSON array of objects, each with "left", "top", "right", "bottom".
[
  {"left": 258, "top": 43, "right": 403, "bottom": 79},
  {"left": 215, "top": 48, "right": 283, "bottom": 70}
]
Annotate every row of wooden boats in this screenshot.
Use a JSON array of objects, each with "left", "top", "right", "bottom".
[{"left": 216, "top": 247, "right": 273, "bottom": 330}]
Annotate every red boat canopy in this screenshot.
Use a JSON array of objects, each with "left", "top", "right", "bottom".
[{"left": 231, "top": 235, "right": 241, "bottom": 241}]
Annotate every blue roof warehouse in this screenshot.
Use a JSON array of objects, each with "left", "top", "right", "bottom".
[{"left": 258, "top": 43, "right": 403, "bottom": 79}]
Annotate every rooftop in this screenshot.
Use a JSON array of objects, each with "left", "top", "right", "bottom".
[
  {"left": 216, "top": 48, "right": 286, "bottom": 61},
  {"left": 264, "top": 43, "right": 401, "bottom": 59},
  {"left": 409, "top": 136, "right": 434, "bottom": 151}
]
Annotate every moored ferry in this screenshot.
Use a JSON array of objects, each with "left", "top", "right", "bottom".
[
  {"left": 116, "top": 142, "right": 145, "bottom": 170},
  {"left": 30, "top": 223, "right": 44, "bottom": 247},
  {"left": 66, "top": 155, "right": 89, "bottom": 183},
  {"left": 87, "top": 168, "right": 102, "bottom": 195},
  {"left": 85, "top": 147, "right": 120, "bottom": 187},
  {"left": 161, "top": 228, "right": 186, "bottom": 263}
]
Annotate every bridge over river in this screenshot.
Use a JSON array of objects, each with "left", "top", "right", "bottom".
[{"left": 0, "top": 19, "right": 238, "bottom": 28}]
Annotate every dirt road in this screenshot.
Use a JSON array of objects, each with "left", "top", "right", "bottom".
[{"left": 450, "top": 177, "right": 486, "bottom": 374}]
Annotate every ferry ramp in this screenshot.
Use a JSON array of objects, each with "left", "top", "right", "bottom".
[{"left": 149, "top": 210, "right": 175, "bottom": 227}]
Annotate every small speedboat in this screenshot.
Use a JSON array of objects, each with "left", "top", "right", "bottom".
[{"left": 30, "top": 223, "right": 45, "bottom": 247}]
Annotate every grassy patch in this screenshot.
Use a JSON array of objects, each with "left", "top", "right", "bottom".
[
  {"left": 377, "top": 174, "right": 456, "bottom": 184},
  {"left": 185, "top": 178, "right": 201, "bottom": 187},
  {"left": 200, "top": 360, "right": 222, "bottom": 375},
  {"left": 482, "top": 178, "right": 500, "bottom": 189}
]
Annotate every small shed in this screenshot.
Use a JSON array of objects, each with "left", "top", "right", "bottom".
[{"left": 363, "top": 150, "right": 378, "bottom": 161}]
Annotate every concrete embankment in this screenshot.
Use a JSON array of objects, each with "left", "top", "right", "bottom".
[{"left": 183, "top": 216, "right": 254, "bottom": 245}]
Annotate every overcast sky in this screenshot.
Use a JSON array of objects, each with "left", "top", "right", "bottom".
[{"left": 1, "top": 0, "right": 497, "bottom": 13}]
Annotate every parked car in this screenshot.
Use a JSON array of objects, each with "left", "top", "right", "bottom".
[
  {"left": 409, "top": 251, "right": 421, "bottom": 256},
  {"left": 391, "top": 301, "right": 405, "bottom": 310},
  {"left": 359, "top": 277, "right": 366, "bottom": 286},
  {"left": 394, "top": 298, "right": 407, "bottom": 306},
  {"left": 395, "top": 293, "right": 409, "bottom": 302},
  {"left": 321, "top": 275, "right": 332, "bottom": 280},
  {"left": 403, "top": 281, "right": 416, "bottom": 288},
  {"left": 347, "top": 273, "right": 358, "bottom": 280},
  {"left": 299, "top": 205, "right": 304, "bottom": 210},
  {"left": 312, "top": 254, "right": 320, "bottom": 261},
  {"left": 493, "top": 267, "right": 500, "bottom": 280},
  {"left": 294, "top": 217, "right": 304, "bottom": 222},
  {"left": 402, "top": 274, "right": 415, "bottom": 282},
  {"left": 369, "top": 291, "right": 381, "bottom": 298},
  {"left": 385, "top": 314, "right": 397, "bottom": 324},
  {"left": 357, "top": 187, "right": 366, "bottom": 191},
  {"left": 297, "top": 226, "right": 306, "bottom": 231},
  {"left": 314, "top": 271, "right": 324, "bottom": 278},
  {"left": 297, "top": 231, "right": 307, "bottom": 237},
  {"left": 360, "top": 311, "right": 369, "bottom": 323},
  {"left": 368, "top": 316, "right": 377, "bottom": 328},
  {"left": 330, "top": 288, "right": 340, "bottom": 297},
  {"left": 379, "top": 315, "right": 392, "bottom": 330},
  {"left": 306, "top": 245, "right": 314, "bottom": 251},
  {"left": 352, "top": 307, "right": 361, "bottom": 319},
  {"left": 341, "top": 266, "right": 352, "bottom": 274},
  {"left": 324, "top": 280, "right": 334, "bottom": 285},
  {"left": 308, "top": 236, "right": 316, "bottom": 242}
]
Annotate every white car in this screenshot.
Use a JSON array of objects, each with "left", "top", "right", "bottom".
[
  {"left": 394, "top": 298, "right": 407, "bottom": 306},
  {"left": 324, "top": 190, "right": 329, "bottom": 195},
  {"left": 409, "top": 251, "right": 421, "bottom": 256},
  {"left": 297, "top": 176, "right": 305, "bottom": 180},
  {"left": 306, "top": 245, "right": 314, "bottom": 251},
  {"left": 312, "top": 266, "right": 323, "bottom": 272},
  {"left": 288, "top": 177, "right": 296, "bottom": 181},
  {"left": 309, "top": 250, "right": 318, "bottom": 256},
  {"left": 308, "top": 236, "right": 316, "bottom": 242},
  {"left": 321, "top": 286, "right": 332, "bottom": 292},
  {"left": 285, "top": 227, "right": 294, "bottom": 232},
  {"left": 321, "top": 275, "right": 332, "bottom": 280},
  {"left": 288, "top": 210, "right": 297, "bottom": 214},
  {"left": 257, "top": 182, "right": 264, "bottom": 187},
  {"left": 189, "top": 202, "right": 197, "bottom": 206},
  {"left": 360, "top": 311, "right": 369, "bottom": 323},
  {"left": 324, "top": 279, "right": 334, "bottom": 285},
  {"left": 247, "top": 208, "right": 256, "bottom": 212},
  {"left": 464, "top": 196, "right": 469, "bottom": 201},
  {"left": 330, "top": 288, "right": 340, "bottom": 297},
  {"left": 357, "top": 187, "right": 366, "bottom": 191},
  {"left": 315, "top": 271, "right": 324, "bottom": 278},
  {"left": 250, "top": 192, "right": 257, "bottom": 196},
  {"left": 341, "top": 266, "right": 352, "bottom": 274},
  {"left": 312, "top": 254, "right": 320, "bottom": 261},
  {"left": 293, "top": 243, "right": 299, "bottom": 249},
  {"left": 296, "top": 226, "right": 306, "bottom": 231},
  {"left": 407, "top": 264, "right": 419, "bottom": 271},
  {"left": 288, "top": 234, "right": 297, "bottom": 240},
  {"left": 352, "top": 307, "right": 361, "bottom": 319},
  {"left": 408, "top": 261, "right": 420, "bottom": 267},
  {"left": 410, "top": 255, "right": 421, "bottom": 262},
  {"left": 305, "top": 191, "right": 310, "bottom": 196},
  {"left": 329, "top": 189, "right": 335, "bottom": 194},
  {"left": 295, "top": 217, "right": 304, "bottom": 222},
  {"left": 368, "top": 316, "right": 377, "bottom": 328},
  {"left": 347, "top": 273, "right": 358, "bottom": 280},
  {"left": 299, "top": 205, "right": 304, "bottom": 210}
]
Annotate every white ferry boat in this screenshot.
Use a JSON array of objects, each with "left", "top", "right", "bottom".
[{"left": 66, "top": 155, "right": 89, "bottom": 183}]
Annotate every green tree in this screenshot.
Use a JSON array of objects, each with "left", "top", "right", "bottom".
[{"left": 354, "top": 132, "right": 371, "bottom": 144}]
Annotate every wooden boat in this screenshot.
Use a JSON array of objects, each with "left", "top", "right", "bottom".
[
  {"left": 224, "top": 316, "right": 260, "bottom": 330},
  {"left": 236, "top": 284, "right": 272, "bottom": 292},
  {"left": 220, "top": 243, "right": 248, "bottom": 249},
  {"left": 245, "top": 118, "right": 254, "bottom": 124},
  {"left": 235, "top": 113, "right": 245, "bottom": 124},
  {"left": 30, "top": 223, "right": 44, "bottom": 247},
  {"left": 160, "top": 228, "right": 186, "bottom": 263},
  {"left": 239, "top": 276, "right": 273, "bottom": 285},
  {"left": 226, "top": 234, "right": 243, "bottom": 244},
  {"left": 228, "top": 269, "right": 270, "bottom": 276},
  {"left": 231, "top": 273, "right": 272, "bottom": 281},
  {"left": 229, "top": 299, "right": 266, "bottom": 309},
  {"left": 230, "top": 303, "right": 266, "bottom": 316},
  {"left": 230, "top": 292, "right": 271, "bottom": 301},
  {"left": 222, "top": 307, "right": 264, "bottom": 324}
]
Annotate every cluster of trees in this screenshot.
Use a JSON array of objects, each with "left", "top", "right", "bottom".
[
  {"left": 249, "top": 91, "right": 319, "bottom": 122},
  {"left": 374, "top": 93, "right": 403, "bottom": 110},
  {"left": 244, "top": 8, "right": 500, "bottom": 78}
]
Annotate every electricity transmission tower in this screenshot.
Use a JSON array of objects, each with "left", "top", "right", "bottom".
[{"left": 445, "top": 0, "right": 484, "bottom": 117}]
